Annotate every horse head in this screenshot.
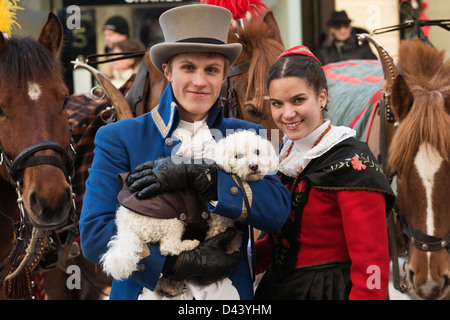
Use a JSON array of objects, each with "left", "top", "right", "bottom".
[
  {"left": 0, "top": 13, "right": 73, "bottom": 230},
  {"left": 226, "top": 11, "right": 285, "bottom": 143},
  {"left": 389, "top": 39, "right": 450, "bottom": 300}
]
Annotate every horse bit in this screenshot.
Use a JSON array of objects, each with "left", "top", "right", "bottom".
[{"left": 0, "top": 137, "right": 78, "bottom": 286}]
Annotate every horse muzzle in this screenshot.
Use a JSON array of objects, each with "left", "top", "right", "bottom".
[{"left": 26, "top": 184, "right": 72, "bottom": 230}]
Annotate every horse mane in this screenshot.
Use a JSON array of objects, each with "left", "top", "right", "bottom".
[
  {"left": 0, "top": 36, "right": 63, "bottom": 89},
  {"left": 388, "top": 40, "right": 450, "bottom": 175},
  {"left": 236, "top": 19, "right": 285, "bottom": 110}
]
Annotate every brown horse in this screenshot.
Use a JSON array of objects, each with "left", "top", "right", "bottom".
[
  {"left": 225, "top": 11, "right": 285, "bottom": 141},
  {"left": 325, "top": 39, "right": 450, "bottom": 300},
  {"left": 388, "top": 40, "right": 450, "bottom": 300},
  {"left": 0, "top": 13, "right": 76, "bottom": 299}
]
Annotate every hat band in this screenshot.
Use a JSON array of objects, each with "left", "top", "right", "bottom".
[
  {"left": 103, "top": 25, "right": 116, "bottom": 31},
  {"left": 176, "top": 37, "right": 225, "bottom": 45}
]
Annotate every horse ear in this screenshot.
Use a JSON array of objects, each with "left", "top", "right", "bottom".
[
  {"left": 38, "top": 12, "right": 63, "bottom": 57},
  {"left": 263, "top": 10, "right": 284, "bottom": 47},
  {"left": 391, "top": 74, "right": 414, "bottom": 121},
  {"left": 0, "top": 32, "right": 6, "bottom": 52}
]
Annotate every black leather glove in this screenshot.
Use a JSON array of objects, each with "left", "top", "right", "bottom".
[
  {"left": 127, "top": 157, "right": 218, "bottom": 200},
  {"left": 163, "top": 228, "right": 241, "bottom": 285}
]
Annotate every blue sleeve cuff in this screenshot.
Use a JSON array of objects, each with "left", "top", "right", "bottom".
[{"left": 128, "top": 243, "right": 166, "bottom": 291}]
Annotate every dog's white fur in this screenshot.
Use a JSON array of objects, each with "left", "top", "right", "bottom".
[{"left": 100, "top": 130, "right": 278, "bottom": 295}]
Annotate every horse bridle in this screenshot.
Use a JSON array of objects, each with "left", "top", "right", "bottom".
[
  {"left": 391, "top": 173, "right": 450, "bottom": 257},
  {"left": 0, "top": 137, "right": 78, "bottom": 295},
  {"left": 0, "top": 140, "right": 75, "bottom": 187},
  {"left": 399, "top": 213, "right": 450, "bottom": 254},
  {"left": 221, "top": 61, "right": 251, "bottom": 119},
  {"left": 387, "top": 176, "right": 450, "bottom": 294}
]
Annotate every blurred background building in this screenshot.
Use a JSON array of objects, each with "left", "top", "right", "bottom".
[{"left": 10, "top": 0, "right": 449, "bottom": 94}]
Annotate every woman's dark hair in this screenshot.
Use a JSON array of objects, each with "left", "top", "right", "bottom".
[{"left": 267, "top": 55, "right": 328, "bottom": 97}]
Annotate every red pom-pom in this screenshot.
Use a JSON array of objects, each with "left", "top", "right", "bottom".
[{"left": 199, "top": 0, "right": 268, "bottom": 20}]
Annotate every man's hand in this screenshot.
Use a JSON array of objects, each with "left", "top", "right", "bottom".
[
  {"left": 127, "top": 157, "right": 218, "bottom": 200},
  {"left": 163, "top": 228, "right": 241, "bottom": 285}
]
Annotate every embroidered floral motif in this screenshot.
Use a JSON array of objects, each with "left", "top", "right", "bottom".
[
  {"left": 271, "top": 175, "right": 308, "bottom": 272},
  {"left": 281, "top": 238, "right": 290, "bottom": 248},
  {"left": 295, "top": 180, "right": 306, "bottom": 193},
  {"left": 351, "top": 155, "right": 367, "bottom": 170},
  {"left": 272, "top": 218, "right": 294, "bottom": 266},
  {"left": 323, "top": 153, "right": 381, "bottom": 172}
]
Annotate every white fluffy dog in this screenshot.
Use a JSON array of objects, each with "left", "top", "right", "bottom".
[{"left": 100, "top": 130, "right": 278, "bottom": 295}]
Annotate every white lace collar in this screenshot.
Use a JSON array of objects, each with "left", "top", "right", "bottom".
[
  {"left": 172, "top": 116, "right": 216, "bottom": 159},
  {"left": 278, "top": 120, "right": 356, "bottom": 177}
]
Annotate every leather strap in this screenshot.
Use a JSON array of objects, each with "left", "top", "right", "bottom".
[{"left": 233, "top": 174, "right": 256, "bottom": 282}]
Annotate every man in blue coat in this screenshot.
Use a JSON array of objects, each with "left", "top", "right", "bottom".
[{"left": 80, "top": 4, "right": 290, "bottom": 300}]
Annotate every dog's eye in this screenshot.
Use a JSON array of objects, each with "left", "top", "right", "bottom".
[
  {"left": 255, "top": 149, "right": 260, "bottom": 156},
  {"left": 235, "top": 153, "right": 244, "bottom": 159}
]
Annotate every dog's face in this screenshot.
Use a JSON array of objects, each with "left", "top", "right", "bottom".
[{"left": 215, "top": 131, "right": 278, "bottom": 181}]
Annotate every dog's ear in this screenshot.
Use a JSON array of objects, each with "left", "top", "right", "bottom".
[
  {"left": 215, "top": 153, "right": 232, "bottom": 173},
  {"left": 214, "top": 138, "right": 230, "bottom": 172},
  {"left": 260, "top": 139, "right": 279, "bottom": 174},
  {"left": 269, "top": 155, "right": 279, "bottom": 173}
]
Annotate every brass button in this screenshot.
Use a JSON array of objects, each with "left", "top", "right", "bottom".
[
  {"left": 179, "top": 213, "right": 187, "bottom": 221},
  {"left": 165, "top": 137, "right": 173, "bottom": 146},
  {"left": 230, "top": 187, "right": 239, "bottom": 195},
  {"left": 201, "top": 212, "right": 209, "bottom": 219}
]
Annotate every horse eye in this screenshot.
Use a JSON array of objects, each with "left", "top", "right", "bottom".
[
  {"left": 0, "top": 108, "right": 4, "bottom": 116},
  {"left": 63, "top": 96, "right": 69, "bottom": 110},
  {"left": 244, "top": 103, "right": 261, "bottom": 118}
]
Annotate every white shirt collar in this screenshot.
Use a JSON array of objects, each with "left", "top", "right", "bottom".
[
  {"left": 172, "top": 116, "right": 216, "bottom": 159},
  {"left": 278, "top": 120, "right": 356, "bottom": 177}
]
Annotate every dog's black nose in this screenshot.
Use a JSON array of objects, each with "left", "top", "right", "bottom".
[{"left": 249, "top": 163, "right": 258, "bottom": 172}]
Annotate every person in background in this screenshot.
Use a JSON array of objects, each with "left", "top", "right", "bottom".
[
  {"left": 110, "top": 39, "right": 146, "bottom": 88},
  {"left": 316, "top": 10, "right": 377, "bottom": 65},
  {"left": 254, "top": 46, "right": 395, "bottom": 300},
  {"left": 80, "top": 4, "right": 291, "bottom": 300},
  {"left": 101, "top": 15, "right": 130, "bottom": 78}
]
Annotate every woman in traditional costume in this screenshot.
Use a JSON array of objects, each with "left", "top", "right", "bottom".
[{"left": 255, "top": 46, "right": 395, "bottom": 300}]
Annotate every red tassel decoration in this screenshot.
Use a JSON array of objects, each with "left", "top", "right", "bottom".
[{"left": 198, "top": 0, "right": 268, "bottom": 20}]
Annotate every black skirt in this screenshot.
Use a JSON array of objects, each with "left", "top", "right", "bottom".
[{"left": 255, "top": 262, "right": 352, "bottom": 300}]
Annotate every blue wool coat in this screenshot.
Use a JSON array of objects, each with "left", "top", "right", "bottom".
[{"left": 79, "top": 85, "right": 291, "bottom": 300}]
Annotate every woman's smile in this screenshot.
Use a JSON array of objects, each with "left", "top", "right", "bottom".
[
  {"left": 269, "top": 76, "right": 326, "bottom": 141},
  {"left": 283, "top": 119, "right": 304, "bottom": 130}
]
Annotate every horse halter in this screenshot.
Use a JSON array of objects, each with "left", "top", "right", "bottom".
[
  {"left": 221, "top": 61, "right": 251, "bottom": 119},
  {"left": 400, "top": 215, "right": 450, "bottom": 253},
  {"left": 0, "top": 138, "right": 78, "bottom": 288},
  {"left": 0, "top": 140, "right": 75, "bottom": 188}
]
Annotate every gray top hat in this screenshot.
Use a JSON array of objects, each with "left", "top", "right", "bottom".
[{"left": 150, "top": 4, "right": 242, "bottom": 74}]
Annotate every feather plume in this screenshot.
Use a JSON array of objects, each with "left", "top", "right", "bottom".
[
  {"left": 0, "top": 0, "right": 23, "bottom": 37},
  {"left": 198, "top": 0, "right": 268, "bottom": 21}
]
